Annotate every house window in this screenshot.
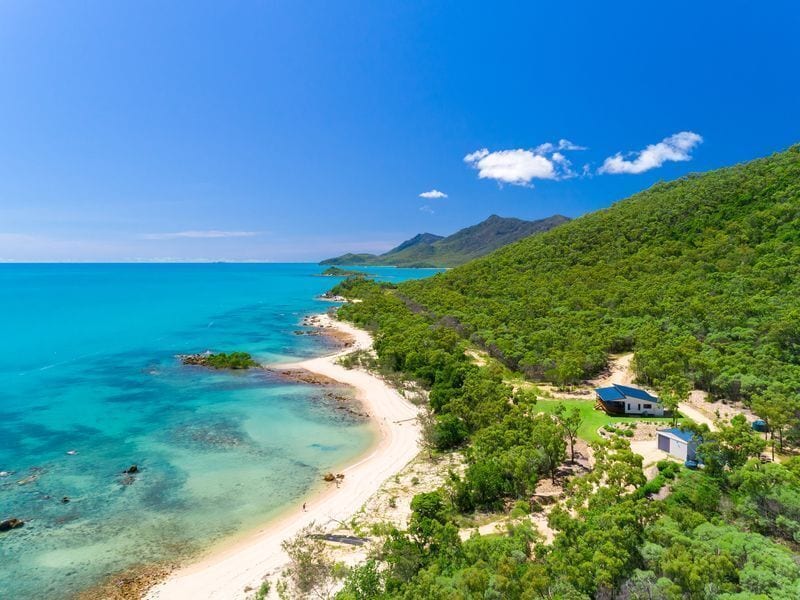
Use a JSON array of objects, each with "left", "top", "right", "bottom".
[
  {"left": 627, "top": 403, "right": 630, "bottom": 411},
  {"left": 637, "top": 404, "right": 641, "bottom": 410},
  {"left": 643, "top": 403, "right": 651, "bottom": 409}
]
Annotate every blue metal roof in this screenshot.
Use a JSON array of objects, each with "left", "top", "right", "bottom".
[
  {"left": 613, "top": 384, "right": 658, "bottom": 401},
  {"left": 595, "top": 383, "right": 658, "bottom": 403},
  {"left": 659, "top": 428, "right": 695, "bottom": 443},
  {"left": 596, "top": 386, "right": 625, "bottom": 402}
]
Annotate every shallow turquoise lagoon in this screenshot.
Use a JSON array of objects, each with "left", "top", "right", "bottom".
[{"left": 0, "top": 264, "right": 438, "bottom": 599}]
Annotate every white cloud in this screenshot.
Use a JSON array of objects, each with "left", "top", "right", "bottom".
[
  {"left": 419, "top": 205, "right": 435, "bottom": 214},
  {"left": 142, "top": 230, "right": 260, "bottom": 240},
  {"left": 599, "top": 131, "right": 703, "bottom": 175},
  {"left": 464, "top": 148, "right": 559, "bottom": 186},
  {"left": 464, "top": 148, "right": 490, "bottom": 163},
  {"left": 464, "top": 139, "right": 585, "bottom": 187},
  {"left": 557, "top": 139, "right": 587, "bottom": 151},
  {"left": 535, "top": 139, "right": 587, "bottom": 154},
  {"left": 419, "top": 189, "right": 448, "bottom": 199}
]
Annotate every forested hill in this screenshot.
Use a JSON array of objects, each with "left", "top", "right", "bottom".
[
  {"left": 400, "top": 145, "right": 800, "bottom": 400},
  {"left": 321, "top": 214, "right": 569, "bottom": 267}
]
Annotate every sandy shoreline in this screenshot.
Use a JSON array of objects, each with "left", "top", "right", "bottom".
[{"left": 144, "top": 313, "right": 421, "bottom": 600}]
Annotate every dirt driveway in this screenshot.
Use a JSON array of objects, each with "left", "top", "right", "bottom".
[{"left": 677, "top": 402, "right": 717, "bottom": 431}]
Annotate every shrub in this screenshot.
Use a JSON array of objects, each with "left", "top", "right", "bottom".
[{"left": 510, "top": 500, "right": 531, "bottom": 518}]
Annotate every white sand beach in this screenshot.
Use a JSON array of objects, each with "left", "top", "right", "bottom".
[{"left": 145, "top": 314, "right": 420, "bottom": 600}]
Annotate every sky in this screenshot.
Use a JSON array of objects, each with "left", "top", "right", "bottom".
[{"left": 0, "top": 1, "right": 798, "bottom": 262}]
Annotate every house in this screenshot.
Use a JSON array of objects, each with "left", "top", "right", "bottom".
[
  {"left": 657, "top": 428, "right": 699, "bottom": 462},
  {"left": 595, "top": 383, "right": 664, "bottom": 416}
]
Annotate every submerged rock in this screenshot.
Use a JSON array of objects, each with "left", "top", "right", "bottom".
[
  {"left": 125, "top": 465, "right": 139, "bottom": 474},
  {"left": 0, "top": 518, "right": 24, "bottom": 532},
  {"left": 16, "top": 473, "right": 40, "bottom": 486},
  {"left": 170, "top": 417, "right": 255, "bottom": 452}
]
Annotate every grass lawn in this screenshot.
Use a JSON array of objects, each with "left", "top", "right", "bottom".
[{"left": 533, "top": 398, "right": 677, "bottom": 443}]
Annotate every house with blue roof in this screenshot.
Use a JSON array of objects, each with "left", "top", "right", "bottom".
[
  {"left": 657, "top": 427, "right": 699, "bottom": 462},
  {"left": 595, "top": 383, "right": 664, "bottom": 416}
]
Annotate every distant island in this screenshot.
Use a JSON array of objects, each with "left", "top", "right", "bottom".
[
  {"left": 320, "top": 214, "right": 569, "bottom": 268},
  {"left": 320, "top": 266, "right": 367, "bottom": 277},
  {"left": 180, "top": 351, "right": 259, "bottom": 369}
]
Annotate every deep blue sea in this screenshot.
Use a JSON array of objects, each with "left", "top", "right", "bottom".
[{"left": 0, "top": 263, "right": 438, "bottom": 599}]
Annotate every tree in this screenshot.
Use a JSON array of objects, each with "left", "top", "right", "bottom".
[
  {"left": 280, "top": 523, "right": 342, "bottom": 600},
  {"left": 432, "top": 414, "right": 468, "bottom": 450},
  {"left": 530, "top": 414, "right": 567, "bottom": 483},
  {"left": 551, "top": 353, "right": 584, "bottom": 389},
  {"left": 512, "top": 386, "right": 538, "bottom": 408},
  {"left": 464, "top": 458, "right": 508, "bottom": 510},
  {"left": 718, "top": 414, "right": 768, "bottom": 467},
  {"left": 417, "top": 406, "right": 437, "bottom": 458},
  {"left": 660, "top": 376, "right": 688, "bottom": 427},
  {"left": 555, "top": 404, "right": 583, "bottom": 463},
  {"left": 336, "top": 560, "right": 383, "bottom": 600},
  {"left": 699, "top": 415, "right": 767, "bottom": 474},
  {"left": 752, "top": 382, "right": 800, "bottom": 459}
]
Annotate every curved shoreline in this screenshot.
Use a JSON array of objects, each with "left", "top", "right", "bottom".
[{"left": 144, "top": 313, "right": 421, "bottom": 599}]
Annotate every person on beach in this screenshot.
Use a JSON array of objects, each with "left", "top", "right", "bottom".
[{"left": 302, "top": 502, "right": 306, "bottom": 511}]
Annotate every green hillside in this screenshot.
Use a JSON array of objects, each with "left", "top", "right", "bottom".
[
  {"left": 399, "top": 146, "right": 800, "bottom": 400},
  {"left": 321, "top": 214, "right": 569, "bottom": 267},
  {"left": 325, "top": 147, "right": 800, "bottom": 600}
]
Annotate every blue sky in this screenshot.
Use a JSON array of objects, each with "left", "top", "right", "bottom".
[{"left": 0, "top": 1, "right": 798, "bottom": 262}]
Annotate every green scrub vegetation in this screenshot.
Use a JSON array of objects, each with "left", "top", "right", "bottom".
[
  {"left": 331, "top": 276, "right": 800, "bottom": 599},
  {"left": 328, "top": 147, "right": 800, "bottom": 598}
]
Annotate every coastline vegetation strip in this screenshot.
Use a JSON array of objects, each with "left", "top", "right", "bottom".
[{"left": 319, "top": 275, "right": 800, "bottom": 600}]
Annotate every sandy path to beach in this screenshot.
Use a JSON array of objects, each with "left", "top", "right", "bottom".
[{"left": 145, "top": 314, "right": 420, "bottom": 600}]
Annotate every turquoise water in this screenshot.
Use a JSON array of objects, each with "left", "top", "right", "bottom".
[{"left": 0, "top": 264, "right": 438, "bottom": 599}]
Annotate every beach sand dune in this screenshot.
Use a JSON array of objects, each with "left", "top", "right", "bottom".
[{"left": 145, "top": 314, "right": 420, "bottom": 600}]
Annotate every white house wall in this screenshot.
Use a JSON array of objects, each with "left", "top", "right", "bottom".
[{"left": 623, "top": 400, "right": 664, "bottom": 416}]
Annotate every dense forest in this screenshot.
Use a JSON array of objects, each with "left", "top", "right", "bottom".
[
  {"left": 398, "top": 146, "right": 800, "bottom": 402},
  {"left": 322, "top": 276, "right": 800, "bottom": 600},
  {"left": 299, "top": 147, "right": 800, "bottom": 599}
]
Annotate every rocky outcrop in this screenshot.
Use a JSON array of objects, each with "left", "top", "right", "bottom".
[
  {"left": 179, "top": 351, "right": 258, "bottom": 370},
  {"left": 0, "top": 518, "right": 24, "bottom": 532}
]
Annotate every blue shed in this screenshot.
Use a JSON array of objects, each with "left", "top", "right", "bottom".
[{"left": 657, "top": 428, "right": 698, "bottom": 461}]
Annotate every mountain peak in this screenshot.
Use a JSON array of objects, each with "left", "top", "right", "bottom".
[
  {"left": 390, "top": 232, "right": 444, "bottom": 254},
  {"left": 320, "top": 214, "right": 570, "bottom": 267}
]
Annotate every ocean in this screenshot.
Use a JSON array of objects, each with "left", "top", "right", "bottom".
[{"left": 0, "top": 263, "right": 438, "bottom": 599}]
